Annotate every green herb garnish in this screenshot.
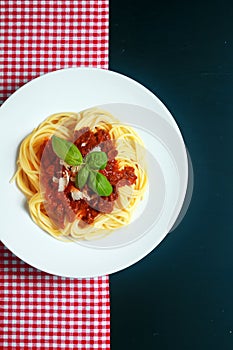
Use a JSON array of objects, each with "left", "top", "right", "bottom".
[
  {"left": 88, "top": 170, "right": 113, "bottom": 197},
  {"left": 52, "top": 135, "right": 83, "bottom": 166},
  {"left": 51, "top": 135, "right": 112, "bottom": 196},
  {"left": 75, "top": 165, "right": 89, "bottom": 189},
  {"left": 85, "top": 151, "right": 108, "bottom": 170}
]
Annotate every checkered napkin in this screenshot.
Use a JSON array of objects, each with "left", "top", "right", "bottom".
[{"left": 0, "top": 1, "right": 110, "bottom": 349}]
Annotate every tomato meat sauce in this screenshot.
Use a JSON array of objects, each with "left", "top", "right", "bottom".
[{"left": 40, "top": 127, "right": 137, "bottom": 230}]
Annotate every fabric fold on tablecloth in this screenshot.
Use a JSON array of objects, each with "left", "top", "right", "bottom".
[{"left": 0, "top": 1, "right": 110, "bottom": 349}]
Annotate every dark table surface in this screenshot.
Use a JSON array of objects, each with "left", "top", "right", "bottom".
[{"left": 109, "top": 0, "right": 233, "bottom": 349}]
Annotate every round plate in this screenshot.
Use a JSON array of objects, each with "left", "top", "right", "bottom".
[{"left": 0, "top": 68, "right": 188, "bottom": 277}]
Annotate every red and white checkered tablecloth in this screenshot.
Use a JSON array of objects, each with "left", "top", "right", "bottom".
[
  {"left": 0, "top": 1, "right": 110, "bottom": 349},
  {"left": 0, "top": 0, "right": 109, "bottom": 102}
]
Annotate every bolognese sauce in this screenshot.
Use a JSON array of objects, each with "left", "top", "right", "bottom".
[{"left": 40, "top": 127, "right": 137, "bottom": 230}]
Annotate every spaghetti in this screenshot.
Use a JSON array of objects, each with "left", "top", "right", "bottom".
[{"left": 14, "top": 108, "right": 148, "bottom": 241}]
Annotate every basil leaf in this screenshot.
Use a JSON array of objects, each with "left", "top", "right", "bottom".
[
  {"left": 87, "top": 171, "right": 97, "bottom": 193},
  {"left": 88, "top": 171, "right": 112, "bottom": 196},
  {"left": 75, "top": 166, "right": 89, "bottom": 189},
  {"left": 85, "top": 151, "right": 108, "bottom": 170},
  {"left": 52, "top": 135, "right": 83, "bottom": 166}
]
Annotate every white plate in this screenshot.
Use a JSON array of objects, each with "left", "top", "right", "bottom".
[{"left": 0, "top": 68, "right": 188, "bottom": 277}]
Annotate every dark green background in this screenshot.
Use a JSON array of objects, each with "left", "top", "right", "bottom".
[{"left": 109, "top": 0, "right": 233, "bottom": 349}]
